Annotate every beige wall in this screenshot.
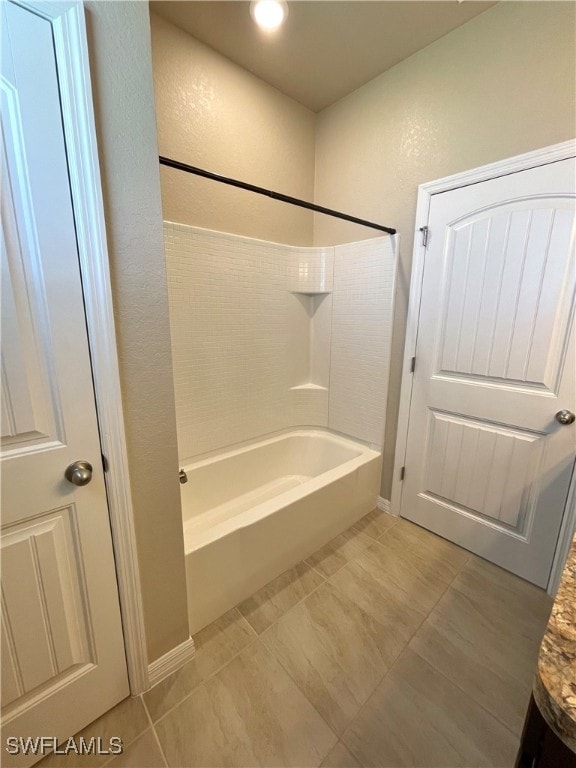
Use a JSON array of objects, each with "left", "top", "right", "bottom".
[
  {"left": 313, "top": 1, "right": 576, "bottom": 499},
  {"left": 150, "top": 13, "right": 316, "bottom": 246},
  {"left": 85, "top": 1, "right": 189, "bottom": 663}
]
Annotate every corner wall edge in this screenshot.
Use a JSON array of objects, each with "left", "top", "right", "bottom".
[{"left": 148, "top": 637, "right": 196, "bottom": 689}]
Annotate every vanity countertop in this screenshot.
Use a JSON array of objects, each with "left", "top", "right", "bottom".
[{"left": 533, "top": 534, "right": 576, "bottom": 752}]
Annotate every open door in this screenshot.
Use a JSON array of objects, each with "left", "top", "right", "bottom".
[{"left": 1, "top": 3, "right": 129, "bottom": 764}]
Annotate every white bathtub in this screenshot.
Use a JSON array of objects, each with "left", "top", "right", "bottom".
[{"left": 181, "top": 429, "right": 382, "bottom": 634}]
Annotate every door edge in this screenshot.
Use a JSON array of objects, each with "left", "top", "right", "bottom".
[{"left": 548, "top": 462, "right": 576, "bottom": 595}]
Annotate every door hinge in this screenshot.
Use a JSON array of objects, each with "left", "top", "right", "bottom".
[
  {"left": 400, "top": 466, "right": 406, "bottom": 481},
  {"left": 420, "top": 226, "right": 429, "bottom": 248},
  {"left": 101, "top": 454, "right": 109, "bottom": 473},
  {"left": 410, "top": 356, "right": 416, "bottom": 373}
]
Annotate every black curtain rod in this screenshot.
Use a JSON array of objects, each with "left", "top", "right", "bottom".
[{"left": 159, "top": 156, "right": 396, "bottom": 236}]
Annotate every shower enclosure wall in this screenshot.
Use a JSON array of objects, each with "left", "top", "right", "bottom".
[{"left": 165, "top": 222, "right": 397, "bottom": 633}]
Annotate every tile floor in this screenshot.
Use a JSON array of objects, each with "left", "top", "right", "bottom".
[{"left": 40, "top": 509, "right": 552, "bottom": 768}]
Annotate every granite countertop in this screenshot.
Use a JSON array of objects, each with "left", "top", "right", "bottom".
[{"left": 533, "top": 534, "right": 576, "bottom": 752}]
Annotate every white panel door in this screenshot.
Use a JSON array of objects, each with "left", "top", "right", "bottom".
[
  {"left": 1, "top": 3, "right": 128, "bottom": 763},
  {"left": 402, "top": 158, "right": 576, "bottom": 587}
]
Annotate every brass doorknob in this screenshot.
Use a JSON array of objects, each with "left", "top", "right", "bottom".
[
  {"left": 65, "top": 460, "right": 93, "bottom": 486},
  {"left": 555, "top": 410, "right": 576, "bottom": 425}
]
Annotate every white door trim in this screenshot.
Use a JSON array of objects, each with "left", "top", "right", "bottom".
[
  {"left": 16, "top": 0, "right": 150, "bottom": 693},
  {"left": 391, "top": 139, "right": 576, "bottom": 594}
]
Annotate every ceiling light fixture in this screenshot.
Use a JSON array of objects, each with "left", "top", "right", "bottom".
[{"left": 250, "top": 0, "right": 288, "bottom": 31}]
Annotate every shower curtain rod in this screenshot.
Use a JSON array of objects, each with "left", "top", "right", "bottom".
[{"left": 159, "top": 156, "right": 397, "bottom": 236}]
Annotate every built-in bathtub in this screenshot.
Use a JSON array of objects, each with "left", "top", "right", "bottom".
[{"left": 181, "top": 429, "right": 382, "bottom": 634}]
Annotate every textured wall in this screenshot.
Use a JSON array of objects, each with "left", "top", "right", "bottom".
[
  {"left": 329, "top": 237, "right": 397, "bottom": 446},
  {"left": 165, "top": 223, "right": 395, "bottom": 460},
  {"left": 150, "top": 13, "right": 316, "bottom": 246},
  {"left": 85, "top": 1, "right": 189, "bottom": 663},
  {"left": 313, "top": 1, "right": 576, "bottom": 498}
]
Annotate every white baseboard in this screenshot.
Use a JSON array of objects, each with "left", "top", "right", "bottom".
[
  {"left": 147, "top": 636, "right": 196, "bottom": 688},
  {"left": 377, "top": 496, "right": 394, "bottom": 515}
]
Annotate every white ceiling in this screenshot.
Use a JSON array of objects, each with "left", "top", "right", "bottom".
[{"left": 149, "top": 1, "right": 496, "bottom": 112}]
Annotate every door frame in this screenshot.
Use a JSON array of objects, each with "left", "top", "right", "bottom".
[
  {"left": 391, "top": 139, "right": 576, "bottom": 595},
  {"left": 13, "top": 0, "right": 150, "bottom": 692}
]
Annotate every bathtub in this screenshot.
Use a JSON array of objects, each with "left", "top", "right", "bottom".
[{"left": 181, "top": 428, "right": 382, "bottom": 634}]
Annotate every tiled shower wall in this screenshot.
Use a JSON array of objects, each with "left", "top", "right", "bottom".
[
  {"left": 329, "top": 239, "right": 396, "bottom": 446},
  {"left": 165, "top": 222, "right": 396, "bottom": 462}
]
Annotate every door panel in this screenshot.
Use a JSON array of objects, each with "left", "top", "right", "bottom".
[
  {"left": 402, "top": 159, "right": 576, "bottom": 587},
  {"left": 423, "top": 411, "right": 544, "bottom": 533},
  {"left": 1, "top": 3, "right": 128, "bottom": 762},
  {"left": 1, "top": 508, "right": 94, "bottom": 707},
  {"left": 436, "top": 206, "right": 573, "bottom": 390},
  {"left": 0, "top": 153, "right": 63, "bottom": 455}
]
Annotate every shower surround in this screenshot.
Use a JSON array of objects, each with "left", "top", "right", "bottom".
[
  {"left": 165, "top": 222, "right": 397, "bottom": 632},
  {"left": 165, "top": 222, "right": 396, "bottom": 457}
]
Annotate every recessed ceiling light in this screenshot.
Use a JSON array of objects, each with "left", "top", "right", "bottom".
[{"left": 250, "top": 0, "right": 288, "bottom": 31}]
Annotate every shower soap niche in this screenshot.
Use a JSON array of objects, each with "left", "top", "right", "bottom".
[
  {"left": 286, "top": 247, "right": 334, "bottom": 391},
  {"left": 288, "top": 291, "right": 332, "bottom": 392},
  {"left": 290, "top": 383, "right": 327, "bottom": 391},
  {"left": 287, "top": 247, "right": 334, "bottom": 295}
]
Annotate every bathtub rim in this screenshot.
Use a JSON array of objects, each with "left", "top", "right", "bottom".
[
  {"left": 179, "top": 425, "right": 380, "bottom": 471},
  {"left": 180, "top": 427, "right": 382, "bottom": 553}
]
